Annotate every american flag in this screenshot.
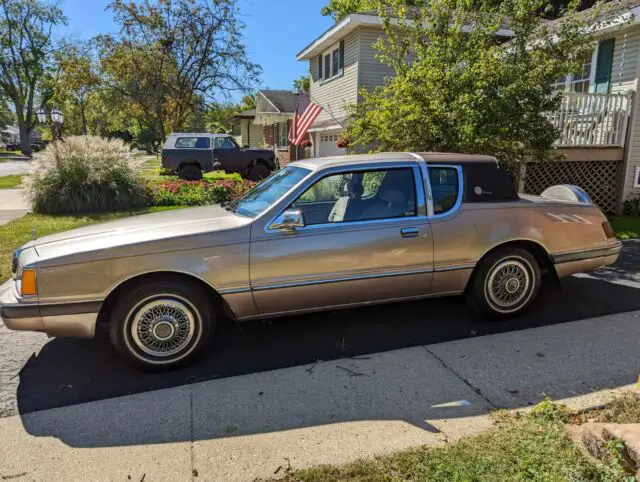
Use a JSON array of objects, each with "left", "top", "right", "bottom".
[{"left": 289, "top": 93, "right": 323, "bottom": 146}]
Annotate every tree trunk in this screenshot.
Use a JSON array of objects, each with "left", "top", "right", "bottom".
[
  {"left": 16, "top": 116, "right": 32, "bottom": 157},
  {"left": 80, "top": 98, "right": 88, "bottom": 136}
]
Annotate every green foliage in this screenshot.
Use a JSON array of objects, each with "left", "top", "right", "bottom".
[
  {"left": 24, "top": 136, "right": 147, "bottom": 214},
  {"left": 293, "top": 75, "right": 311, "bottom": 93},
  {"left": 348, "top": 0, "right": 601, "bottom": 171},
  {"left": 609, "top": 216, "right": 640, "bottom": 240},
  {"left": 321, "top": 0, "right": 378, "bottom": 20},
  {"left": 0, "top": 0, "right": 67, "bottom": 156},
  {"left": 278, "top": 410, "right": 600, "bottom": 481},
  {"left": 96, "top": 0, "right": 261, "bottom": 147},
  {"left": 622, "top": 196, "right": 640, "bottom": 217},
  {"left": 146, "top": 178, "right": 253, "bottom": 207}
]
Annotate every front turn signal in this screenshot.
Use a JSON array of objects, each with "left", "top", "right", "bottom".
[{"left": 21, "top": 269, "right": 37, "bottom": 296}]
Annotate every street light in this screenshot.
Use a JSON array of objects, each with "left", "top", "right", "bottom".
[
  {"left": 35, "top": 107, "right": 64, "bottom": 141},
  {"left": 35, "top": 108, "right": 47, "bottom": 124},
  {"left": 51, "top": 108, "right": 64, "bottom": 125}
]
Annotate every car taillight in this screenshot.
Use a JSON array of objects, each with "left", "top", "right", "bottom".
[{"left": 602, "top": 221, "right": 615, "bottom": 239}]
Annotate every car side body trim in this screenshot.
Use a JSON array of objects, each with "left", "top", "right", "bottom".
[{"left": 552, "top": 242, "right": 622, "bottom": 264}]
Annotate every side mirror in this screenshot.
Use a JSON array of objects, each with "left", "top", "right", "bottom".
[{"left": 269, "top": 209, "right": 305, "bottom": 231}]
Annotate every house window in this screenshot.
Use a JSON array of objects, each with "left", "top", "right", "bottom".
[
  {"left": 552, "top": 51, "right": 593, "bottom": 93},
  {"left": 277, "top": 122, "right": 288, "bottom": 148},
  {"left": 320, "top": 41, "right": 344, "bottom": 82}
]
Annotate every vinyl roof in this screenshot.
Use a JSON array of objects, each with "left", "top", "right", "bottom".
[{"left": 295, "top": 152, "right": 498, "bottom": 170}]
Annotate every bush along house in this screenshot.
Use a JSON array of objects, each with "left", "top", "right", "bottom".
[{"left": 296, "top": 1, "right": 640, "bottom": 213}]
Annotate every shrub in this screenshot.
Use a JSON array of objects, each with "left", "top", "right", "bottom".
[
  {"left": 622, "top": 196, "right": 640, "bottom": 217},
  {"left": 24, "top": 136, "right": 147, "bottom": 214},
  {"left": 146, "top": 179, "right": 254, "bottom": 207}
]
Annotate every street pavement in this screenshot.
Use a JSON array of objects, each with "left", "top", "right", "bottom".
[
  {"left": 0, "top": 188, "right": 29, "bottom": 226},
  {"left": 1, "top": 240, "right": 639, "bottom": 420},
  {"left": 0, "top": 310, "right": 638, "bottom": 481}
]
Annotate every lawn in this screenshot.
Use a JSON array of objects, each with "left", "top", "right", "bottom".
[
  {"left": 609, "top": 216, "right": 640, "bottom": 240},
  {"left": 274, "top": 396, "right": 640, "bottom": 482},
  {"left": 139, "top": 155, "right": 241, "bottom": 181},
  {"left": 0, "top": 207, "right": 183, "bottom": 282},
  {"left": 0, "top": 175, "right": 23, "bottom": 189}
]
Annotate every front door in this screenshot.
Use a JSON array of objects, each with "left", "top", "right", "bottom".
[
  {"left": 214, "top": 136, "right": 246, "bottom": 172},
  {"left": 250, "top": 164, "right": 434, "bottom": 315}
]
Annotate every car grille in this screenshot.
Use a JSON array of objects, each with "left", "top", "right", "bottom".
[{"left": 11, "top": 251, "right": 19, "bottom": 275}]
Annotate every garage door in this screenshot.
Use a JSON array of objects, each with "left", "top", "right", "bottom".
[{"left": 316, "top": 131, "right": 347, "bottom": 158}]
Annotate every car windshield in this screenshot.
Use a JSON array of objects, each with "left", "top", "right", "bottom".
[{"left": 228, "top": 165, "right": 311, "bottom": 218}]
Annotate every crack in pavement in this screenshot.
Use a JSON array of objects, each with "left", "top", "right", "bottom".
[{"left": 421, "top": 345, "right": 497, "bottom": 409}]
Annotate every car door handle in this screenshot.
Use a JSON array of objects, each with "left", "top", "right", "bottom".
[{"left": 401, "top": 227, "right": 420, "bottom": 238}]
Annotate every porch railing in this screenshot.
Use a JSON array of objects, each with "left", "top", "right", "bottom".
[{"left": 550, "top": 91, "right": 633, "bottom": 148}]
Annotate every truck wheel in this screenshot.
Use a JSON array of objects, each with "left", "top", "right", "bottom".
[
  {"left": 108, "top": 278, "right": 215, "bottom": 370},
  {"left": 468, "top": 247, "right": 540, "bottom": 319},
  {"left": 179, "top": 164, "right": 202, "bottom": 181},
  {"left": 247, "top": 164, "right": 270, "bottom": 182}
]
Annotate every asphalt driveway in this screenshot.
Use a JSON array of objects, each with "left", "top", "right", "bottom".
[{"left": 1, "top": 240, "right": 639, "bottom": 418}]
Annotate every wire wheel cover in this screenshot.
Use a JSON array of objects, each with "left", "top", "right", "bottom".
[
  {"left": 487, "top": 259, "right": 531, "bottom": 309},
  {"left": 131, "top": 299, "right": 196, "bottom": 357}
]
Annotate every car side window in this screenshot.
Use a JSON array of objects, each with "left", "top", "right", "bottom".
[
  {"left": 214, "top": 137, "right": 237, "bottom": 150},
  {"left": 175, "top": 137, "right": 210, "bottom": 149},
  {"left": 429, "top": 166, "right": 459, "bottom": 214},
  {"left": 293, "top": 168, "right": 417, "bottom": 226}
]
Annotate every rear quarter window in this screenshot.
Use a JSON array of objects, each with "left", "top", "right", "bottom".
[{"left": 174, "top": 137, "right": 210, "bottom": 149}]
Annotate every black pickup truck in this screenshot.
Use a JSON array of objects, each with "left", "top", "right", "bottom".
[{"left": 161, "top": 133, "right": 277, "bottom": 181}]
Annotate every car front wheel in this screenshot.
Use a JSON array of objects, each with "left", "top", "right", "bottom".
[
  {"left": 468, "top": 247, "right": 541, "bottom": 319},
  {"left": 108, "top": 279, "right": 215, "bottom": 370}
]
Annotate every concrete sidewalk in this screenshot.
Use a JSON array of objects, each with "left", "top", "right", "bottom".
[
  {"left": 0, "top": 188, "right": 29, "bottom": 226},
  {"left": 1, "top": 310, "right": 638, "bottom": 482}
]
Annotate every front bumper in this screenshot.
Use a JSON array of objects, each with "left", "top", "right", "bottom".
[{"left": 0, "top": 279, "right": 99, "bottom": 338}]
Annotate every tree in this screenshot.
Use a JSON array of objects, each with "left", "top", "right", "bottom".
[
  {"left": 322, "top": 0, "right": 416, "bottom": 21},
  {"left": 0, "top": 0, "right": 66, "bottom": 156},
  {"left": 53, "top": 42, "right": 102, "bottom": 136},
  {"left": 348, "top": 0, "right": 601, "bottom": 171},
  {"left": 0, "top": 93, "right": 13, "bottom": 128},
  {"left": 97, "top": 0, "right": 261, "bottom": 148},
  {"left": 293, "top": 75, "right": 310, "bottom": 93}
]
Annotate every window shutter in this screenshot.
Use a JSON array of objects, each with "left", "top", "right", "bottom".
[
  {"left": 339, "top": 40, "right": 345, "bottom": 73},
  {"left": 318, "top": 55, "right": 323, "bottom": 80},
  {"left": 594, "top": 38, "right": 615, "bottom": 93}
]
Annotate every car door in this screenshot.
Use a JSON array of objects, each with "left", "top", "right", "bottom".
[
  {"left": 214, "top": 137, "right": 245, "bottom": 173},
  {"left": 249, "top": 162, "right": 434, "bottom": 315}
]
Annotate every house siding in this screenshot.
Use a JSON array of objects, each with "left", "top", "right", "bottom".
[
  {"left": 309, "top": 30, "right": 359, "bottom": 125},
  {"left": 613, "top": 25, "right": 640, "bottom": 204},
  {"left": 357, "top": 27, "right": 394, "bottom": 94}
]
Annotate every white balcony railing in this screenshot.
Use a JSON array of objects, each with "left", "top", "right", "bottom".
[{"left": 550, "top": 91, "right": 633, "bottom": 148}]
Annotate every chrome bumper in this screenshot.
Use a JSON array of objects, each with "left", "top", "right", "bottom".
[{"left": 0, "top": 279, "right": 99, "bottom": 338}]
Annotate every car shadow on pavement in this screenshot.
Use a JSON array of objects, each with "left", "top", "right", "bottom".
[{"left": 13, "top": 267, "right": 640, "bottom": 447}]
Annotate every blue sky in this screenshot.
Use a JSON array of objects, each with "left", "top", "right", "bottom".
[{"left": 56, "top": 0, "right": 334, "bottom": 101}]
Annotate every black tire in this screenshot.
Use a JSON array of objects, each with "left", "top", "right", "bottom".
[
  {"left": 468, "top": 247, "right": 541, "bottom": 319},
  {"left": 179, "top": 164, "right": 203, "bottom": 181},
  {"left": 108, "top": 278, "right": 215, "bottom": 370},
  {"left": 247, "top": 163, "right": 270, "bottom": 182}
]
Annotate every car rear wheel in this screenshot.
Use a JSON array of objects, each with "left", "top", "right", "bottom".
[
  {"left": 247, "top": 163, "right": 270, "bottom": 182},
  {"left": 179, "top": 164, "right": 203, "bottom": 181},
  {"left": 468, "top": 247, "right": 541, "bottom": 319},
  {"left": 108, "top": 279, "right": 215, "bottom": 370}
]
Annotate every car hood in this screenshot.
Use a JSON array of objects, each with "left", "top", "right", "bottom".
[{"left": 30, "top": 205, "right": 252, "bottom": 265}]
